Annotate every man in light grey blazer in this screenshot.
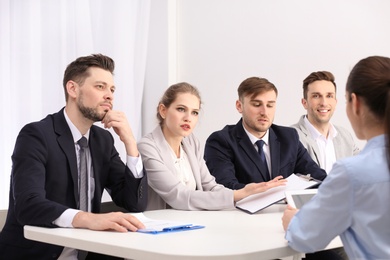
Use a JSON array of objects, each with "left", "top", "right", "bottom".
[
  {"left": 292, "top": 71, "right": 360, "bottom": 174},
  {"left": 292, "top": 71, "right": 359, "bottom": 260}
]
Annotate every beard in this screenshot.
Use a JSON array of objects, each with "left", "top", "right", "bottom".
[
  {"left": 77, "top": 99, "right": 105, "bottom": 122},
  {"left": 242, "top": 113, "right": 272, "bottom": 133},
  {"left": 248, "top": 122, "right": 269, "bottom": 133},
  {"left": 243, "top": 117, "right": 271, "bottom": 135}
]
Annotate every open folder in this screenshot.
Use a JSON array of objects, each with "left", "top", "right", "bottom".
[
  {"left": 130, "top": 213, "right": 205, "bottom": 234},
  {"left": 236, "top": 173, "right": 321, "bottom": 214}
]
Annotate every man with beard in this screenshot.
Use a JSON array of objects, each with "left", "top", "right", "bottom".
[
  {"left": 204, "top": 76, "right": 326, "bottom": 190},
  {"left": 0, "top": 54, "right": 147, "bottom": 260},
  {"left": 292, "top": 71, "right": 359, "bottom": 174}
]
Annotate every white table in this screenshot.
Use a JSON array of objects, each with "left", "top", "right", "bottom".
[{"left": 24, "top": 205, "right": 342, "bottom": 259}]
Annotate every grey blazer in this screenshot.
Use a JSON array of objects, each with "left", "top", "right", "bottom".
[
  {"left": 291, "top": 115, "right": 360, "bottom": 170},
  {"left": 138, "top": 126, "right": 234, "bottom": 211}
]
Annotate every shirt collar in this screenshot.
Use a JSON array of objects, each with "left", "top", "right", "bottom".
[
  {"left": 242, "top": 122, "right": 270, "bottom": 146},
  {"left": 63, "top": 109, "right": 90, "bottom": 143},
  {"left": 303, "top": 115, "right": 337, "bottom": 140}
]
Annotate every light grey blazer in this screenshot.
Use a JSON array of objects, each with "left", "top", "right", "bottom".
[
  {"left": 291, "top": 115, "right": 360, "bottom": 171},
  {"left": 138, "top": 126, "right": 234, "bottom": 211}
]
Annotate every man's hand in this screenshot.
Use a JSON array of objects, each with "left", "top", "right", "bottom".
[
  {"left": 72, "top": 211, "right": 145, "bottom": 232},
  {"left": 282, "top": 204, "right": 298, "bottom": 231},
  {"left": 101, "top": 110, "right": 139, "bottom": 157},
  {"left": 234, "top": 176, "right": 287, "bottom": 202}
]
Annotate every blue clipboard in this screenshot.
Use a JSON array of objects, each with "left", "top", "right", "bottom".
[{"left": 137, "top": 224, "right": 205, "bottom": 234}]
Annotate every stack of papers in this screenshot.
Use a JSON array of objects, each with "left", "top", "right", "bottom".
[
  {"left": 236, "top": 173, "right": 320, "bottom": 214},
  {"left": 130, "top": 213, "right": 205, "bottom": 234}
]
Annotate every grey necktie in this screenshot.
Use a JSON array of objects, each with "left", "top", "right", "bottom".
[
  {"left": 78, "top": 137, "right": 88, "bottom": 212},
  {"left": 255, "top": 140, "right": 270, "bottom": 180}
]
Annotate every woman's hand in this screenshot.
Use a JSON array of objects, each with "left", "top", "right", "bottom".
[{"left": 282, "top": 204, "right": 298, "bottom": 231}]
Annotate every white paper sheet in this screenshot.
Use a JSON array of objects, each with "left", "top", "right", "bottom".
[{"left": 235, "top": 174, "right": 320, "bottom": 214}]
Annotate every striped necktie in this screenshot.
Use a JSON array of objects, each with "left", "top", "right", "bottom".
[{"left": 78, "top": 137, "right": 88, "bottom": 211}]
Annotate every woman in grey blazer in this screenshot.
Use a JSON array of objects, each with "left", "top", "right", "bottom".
[{"left": 138, "top": 82, "right": 286, "bottom": 210}]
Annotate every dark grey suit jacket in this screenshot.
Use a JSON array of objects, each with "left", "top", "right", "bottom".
[{"left": 0, "top": 108, "right": 147, "bottom": 259}]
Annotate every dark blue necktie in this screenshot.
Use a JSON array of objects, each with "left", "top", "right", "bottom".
[{"left": 255, "top": 140, "right": 270, "bottom": 180}]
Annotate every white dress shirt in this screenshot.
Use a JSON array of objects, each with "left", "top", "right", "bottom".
[
  {"left": 168, "top": 143, "right": 196, "bottom": 190},
  {"left": 303, "top": 116, "right": 337, "bottom": 173},
  {"left": 242, "top": 126, "right": 272, "bottom": 179}
]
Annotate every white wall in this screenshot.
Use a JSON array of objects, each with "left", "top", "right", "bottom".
[
  {"left": 143, "top": 0, "right": 171, "bottom": 131},
  {"left": 144, "top": 0, "right": 390, "bottom": 150},
  {"left": 0, "top": 1, "right": 151, "bottom": 208}
]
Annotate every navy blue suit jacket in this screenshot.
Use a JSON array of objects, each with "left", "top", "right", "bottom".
[
  {"left": 0, "top": 108, "right": 147, "bottom": 259},
  {"left": 204, "top": 119, "right": 326, "bottom": 189}
]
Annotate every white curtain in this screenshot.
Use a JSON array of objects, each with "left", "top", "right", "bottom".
[{"left": 0, "top": 0, "right": 151, "bottom": 209}]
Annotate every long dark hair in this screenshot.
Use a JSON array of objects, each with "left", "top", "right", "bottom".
[{"left": 346, "top": 56, "right": 390, "bottom": 170}]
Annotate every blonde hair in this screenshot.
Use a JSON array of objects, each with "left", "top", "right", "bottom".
[{"left": 157, "top": 82, "right": 201, "bottom": 126}]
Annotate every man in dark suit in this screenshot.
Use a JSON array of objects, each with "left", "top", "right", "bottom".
[
  {"left": 204, "top": 77, "right": 326, "bottom": 190},
  {"left": 205, "top": 76, "right": 343, "bottom": 260},
  {"left": 0, "top": 54, "right": 147, "bottom": 259}
]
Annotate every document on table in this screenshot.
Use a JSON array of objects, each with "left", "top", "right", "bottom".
[
  {"left": 130, "top": 213, "right": 205, "bottom": 234},
  {"left": 236, "top": 173, "right": 321, "bottom": 214}
]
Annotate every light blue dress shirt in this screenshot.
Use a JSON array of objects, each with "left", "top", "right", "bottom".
[{"left": 286, "top": 134, "right": 390, "bottom": 259}]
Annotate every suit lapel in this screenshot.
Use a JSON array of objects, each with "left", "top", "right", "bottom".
[
  {"left": 333, "top": 133, "right": 342, "bottom": 160},
  {"left": 89, "top": 128, "right": 103, "bottom": 210},
  {"left": 236, "top": 121, "right": 270, "bottom": 181},
  {"left": 53, "top": 109, "right": 79, "bottom": 206},
  {"left": 153, "top": 127, "right": 178, "bottom": 179},
  {"left": 268, "top": 127, "right": 280, "bottom": 179},
  {"left": 298, "top": 116, "right": 322, "bottom": 167},
  {"left": 153, "top": 127, "right": 203, "bottom": 190}
]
